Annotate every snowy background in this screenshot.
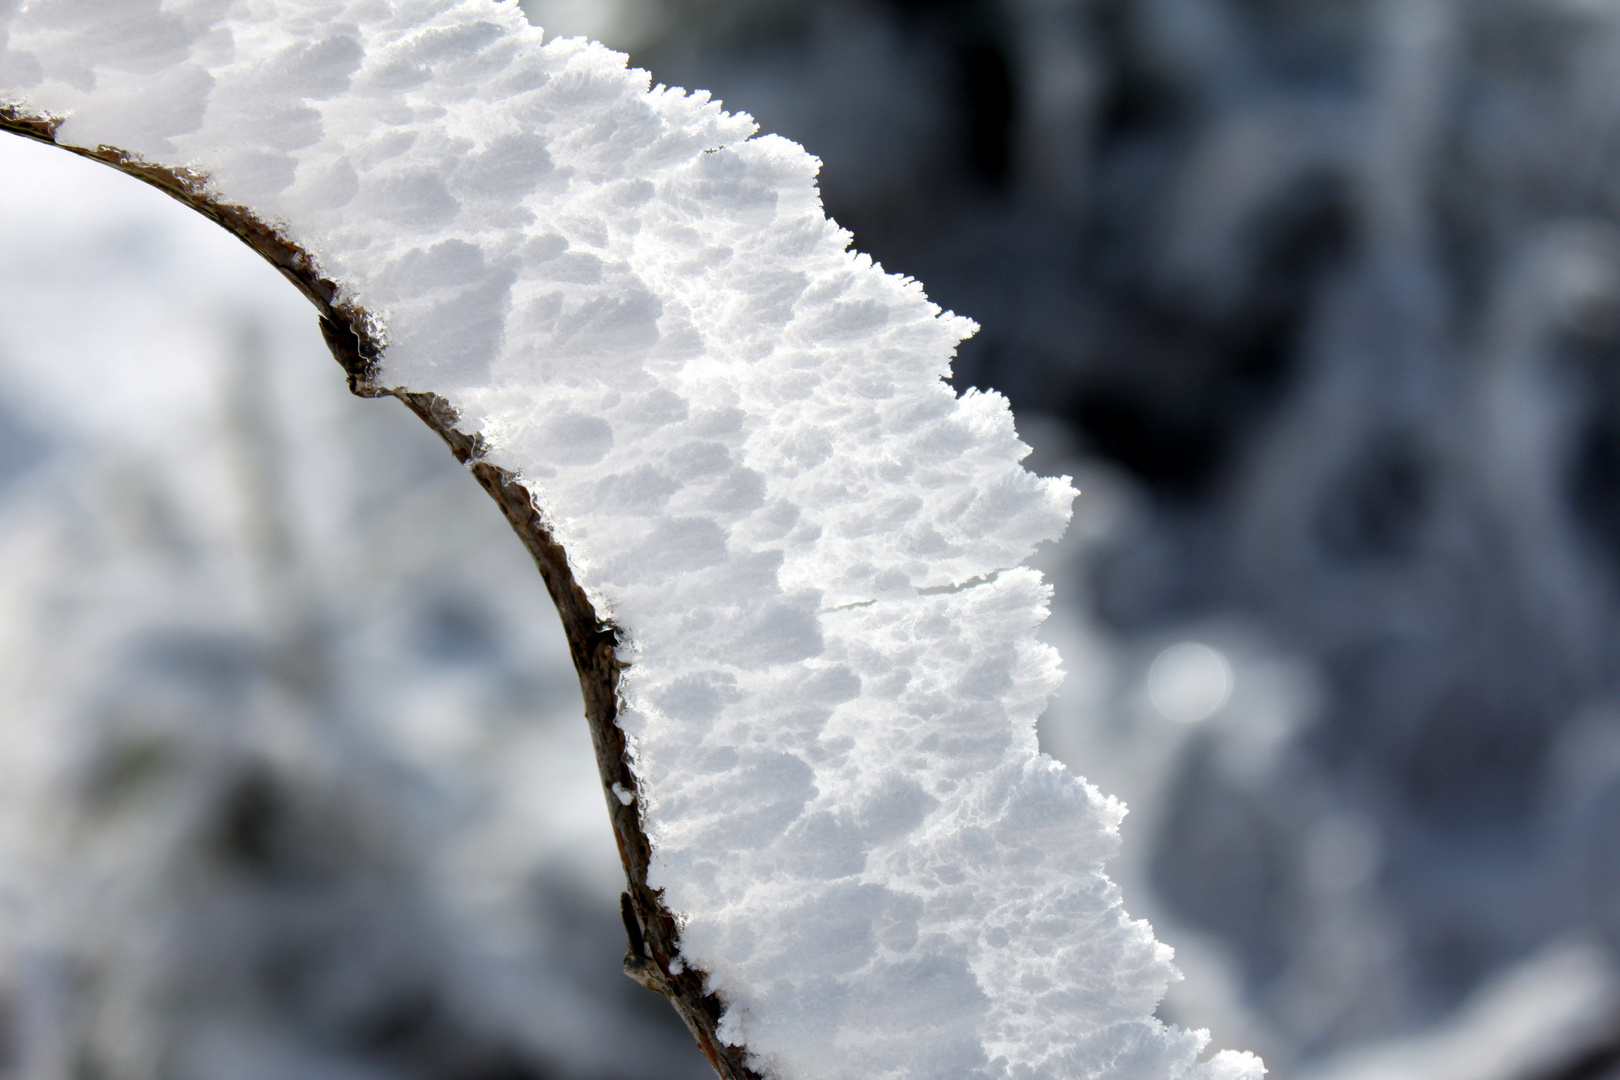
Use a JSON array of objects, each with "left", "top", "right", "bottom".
[{"left": 3, "top": 0, "right": 1620, "bottom": 1078}]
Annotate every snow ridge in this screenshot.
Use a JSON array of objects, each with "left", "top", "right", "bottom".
[{"left": 0, "top": 3, "right": 1261, "bottom": 1078}]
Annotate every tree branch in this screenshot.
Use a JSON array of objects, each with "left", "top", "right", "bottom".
[{"left": 0, "top": 105, "right": 761, "bottom": 1080}]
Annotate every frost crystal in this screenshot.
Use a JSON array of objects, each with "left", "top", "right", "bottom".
[{"left": 0, "top": 3, "right": 1261, "bottom": 1078}]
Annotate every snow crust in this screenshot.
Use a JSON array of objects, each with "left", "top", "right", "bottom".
[{"left": 0, "top": 3, "right": 1261, "bottom": 1078}]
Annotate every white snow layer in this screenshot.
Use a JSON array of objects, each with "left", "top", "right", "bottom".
[{"left": 0, "top": 3, "right": 1262, "bottom": 1079}]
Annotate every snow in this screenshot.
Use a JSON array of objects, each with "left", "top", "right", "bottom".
[{"left": 1, "top": 3, "right": 1261, "bottom": 1078}]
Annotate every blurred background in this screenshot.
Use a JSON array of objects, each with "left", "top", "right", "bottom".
[{"left": 4, "top": 0, "right": 1620, "bottom": 1077}]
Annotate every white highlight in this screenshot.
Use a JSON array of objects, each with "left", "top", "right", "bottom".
[{"left": 1148, "top": 643, "right": 1234, "bottom": 724}]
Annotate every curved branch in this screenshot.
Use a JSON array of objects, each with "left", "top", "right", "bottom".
[{"left": 0, "top": 105, "right": 759, "bottom": 1080}]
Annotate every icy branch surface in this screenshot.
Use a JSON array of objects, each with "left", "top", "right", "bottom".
[{"left": 0, "top": 3, "right": 1260, "bottom": 1078}]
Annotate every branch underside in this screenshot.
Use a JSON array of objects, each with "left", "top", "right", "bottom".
[{"left": 0, "top": 106, "right": 761, "bottom": 1080}]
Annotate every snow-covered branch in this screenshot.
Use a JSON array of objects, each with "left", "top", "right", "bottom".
[{"left": 0, "top": 3, "right": 1260, "bottom": 1077}]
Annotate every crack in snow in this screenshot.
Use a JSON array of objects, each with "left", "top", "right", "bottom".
[
  {"left": 820, "top": 568, "right": 1015, "bottom": 616},
  {"left": 916, "top": 568, "right": 1008, "bottom": 596}
]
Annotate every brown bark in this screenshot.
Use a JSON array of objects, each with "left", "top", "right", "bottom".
[{"left": 0, "top": 105, "right": 761, "bottom": 1080}]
